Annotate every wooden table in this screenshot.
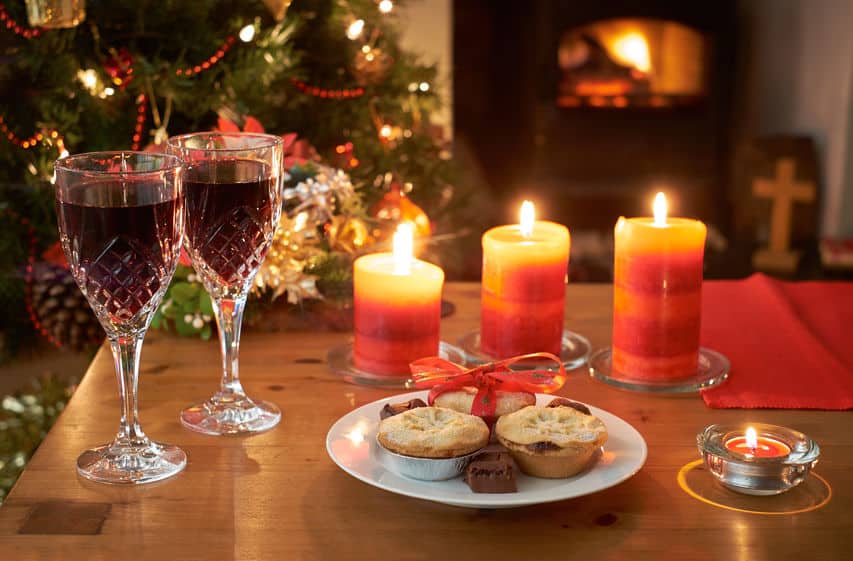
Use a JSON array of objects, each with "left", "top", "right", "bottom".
[{"left": 0, "top": 283, "right": 850, "bottom": 560}]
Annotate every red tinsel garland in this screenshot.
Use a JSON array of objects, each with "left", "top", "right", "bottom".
[
  {"left": 0, "top": 3, "right": 41, "bottom": 39},
  {"left": 290, "top": 78, "right": 365, "bottom": 99},
  {"left": 0, "top": 209, "right": 61, "bottom": 348},
  {"left": 176, "top": 36, "right": 236, "bottom": 77},
  {"left": 131, "top": 93, "right": 147, "bottom": 150}
]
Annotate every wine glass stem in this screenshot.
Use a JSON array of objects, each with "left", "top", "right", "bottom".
[
  {"left": 109, "top": 334, "right": 147, "bottom": 446},
  {"left": 213, "top": 297, "right": 247, "bottom": 397}
]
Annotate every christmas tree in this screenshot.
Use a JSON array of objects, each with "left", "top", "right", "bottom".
[{"left": 0, "top": 0, "right": 460, "bottom": 353}]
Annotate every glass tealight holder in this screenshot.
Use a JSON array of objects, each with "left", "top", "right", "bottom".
[{"left": 697, "top": 423, "right": 820, "bottom": 496}]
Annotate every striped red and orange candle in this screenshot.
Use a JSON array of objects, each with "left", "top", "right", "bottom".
[
  {"left": 481, "top": 201, "right": 570, "bottom": 358},
  {"left": 612, "top": 193, "right": 706, "bottom": 381},
  {"left": 353, "top": 223, "right": 444, "bottom": 376}
]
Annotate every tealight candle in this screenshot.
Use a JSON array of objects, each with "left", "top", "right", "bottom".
[
  {"left": 481, "top": 201, "right": 570, "bottom": 358},
  {"left": 725, "top": 426, "right": 792, "bottom": 458},
  {"left": 698, "top": 423, "right": 819, "bottom": 495},
  {"left": 353, "top": 223, "right": 444, "bottom": 376},
  {"left": 612, "top": 192, "right": 706, "bottom": 381}
]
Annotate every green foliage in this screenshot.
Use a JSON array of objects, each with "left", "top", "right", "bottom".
[
  {"left": 1, "top": 0, "right": 464, "bottom": 342},
  {"left": 0, "top": 376, "right": 74, "bottom": 503},
  {"left": 0, "top": 0, "right": 297, "bottom": 183},
  {"left": 151, "top": 265, "right": 214, "bottom": 340}
]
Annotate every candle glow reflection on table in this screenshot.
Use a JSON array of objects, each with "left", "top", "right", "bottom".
[
  {"left": 612, "top": 192, "right": 706, "bottom": 381},
  {"left": 481, "top": 200, "right": 570, "bottom": 358},
  {"left": 352, "top": 223, "right": 444, "bottom": 376}
]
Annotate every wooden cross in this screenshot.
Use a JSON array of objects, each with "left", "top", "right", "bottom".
[{"left": 752, "top": 158, "right": 816, "bottom": 272}]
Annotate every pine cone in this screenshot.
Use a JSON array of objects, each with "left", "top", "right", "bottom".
[{"left": 30, "top": 264, "right": 102, "bottom": 352}]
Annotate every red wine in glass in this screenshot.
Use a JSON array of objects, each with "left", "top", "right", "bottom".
[
  {"left": 184, "top": 158, "right": 275, "bottom": 294},
  {"left": 58, "top": 182, "right": 182, "bottom": 330},
  {"left": 168, "top": 132, "right": 283, "bottom": 436},
  {"left": 54, "top": 152, "right": 186, "bottom": 485}
]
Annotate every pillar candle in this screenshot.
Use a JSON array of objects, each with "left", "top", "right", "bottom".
[
  {"left": 353, "top": 224, "right": 444, "bottom": 376},
  {"left": 612, "top": 193, "right": 706, "bottom": 381},
  {"left": 481, "top": 201, "right": 570, "bottom": 358}
]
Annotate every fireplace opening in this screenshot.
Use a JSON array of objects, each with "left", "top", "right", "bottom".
[
  {"left": 558, "top": 18, "right": 709, "bottom": 109},
  {"left": 454, "top": 1, "right": 737, "bottom": 239}
]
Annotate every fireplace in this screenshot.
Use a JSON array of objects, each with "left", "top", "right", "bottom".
[
  {"left": 558, "top": 18, "right": 708, "bottom": 109},
  {"left": 454, "top": 0, "right": 737, "bottom": 234}
]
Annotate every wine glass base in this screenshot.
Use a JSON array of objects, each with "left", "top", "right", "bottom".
[
  {"left": 76, "top": 440, "right": 186, "bottom": 485},
  {"left": 180, "top": 395, "right": 281, "bottom": 436}
]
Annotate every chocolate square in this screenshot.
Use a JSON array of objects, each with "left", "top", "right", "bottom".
[
  {"left": 465, "top": 451, "right": 517, "bottom": 493},
  {"left": 379, "top": 398, "right": 427, "bottom": 420},
  {"left": 547, "top": 397, "right": 591, "bottom": 416}
]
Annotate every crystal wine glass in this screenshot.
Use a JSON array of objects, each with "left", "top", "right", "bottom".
[
  {"left": 54, "top": 152, "right": 186, "bottom": 484},
  {"left": 167, "top": 132, "right": 283, "bottom": 435}
]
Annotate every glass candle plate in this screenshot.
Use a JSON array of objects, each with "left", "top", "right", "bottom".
[
  {"left": 697, "top": 423, "right": 820, "bottom": 495},
  {"left": 457, "top": 329, "right": 591, "bottom": 371},
  {"left": 588, "top": 347, "right": 730, "bottom": 393},
  {"left": 327, "top": 341, "right": 466, "bottom": 388}
]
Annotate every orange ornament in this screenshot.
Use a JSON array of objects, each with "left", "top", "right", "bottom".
[{"left": 370, "top": 182, "right": 432, "bottom": 240}]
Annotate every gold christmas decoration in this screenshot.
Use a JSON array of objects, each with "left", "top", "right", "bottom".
[
  {"left": 254, "top": 212, "right": 324, "bottom": 304},
  {"left": 351, "top": 46, "right": 394, "bottom": 86},
  {"left": 26, "top": 0, "right": 85, "bottom": 29},
  {"left": 262, "top": 0, "right": 292, "bottom": 21},
  {"left": 325, "top": 215, "right": 372, "bottom": 255},
  {"left": 254, "top": 166, "right": 364, "bottom": 303}
]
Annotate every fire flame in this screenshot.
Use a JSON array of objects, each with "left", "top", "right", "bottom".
[
  {"left": 745, "top": 426, "right": 758, "bottom": 450},
  {"left": 653, "top": 192, "right": 667, "bottom": 226},
  {"left": 612, "top": 32, "right": 651, "bottom": 73},
  {"left": 393, "top": 222, "right": 414, "bottom": 274},
  {"left": 520, "top": 200, "right": 535, "bottom": 237}
]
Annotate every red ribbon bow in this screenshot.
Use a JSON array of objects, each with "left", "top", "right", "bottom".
[{"left": 409, "top": 353, "right": 567, "bottom": 421}]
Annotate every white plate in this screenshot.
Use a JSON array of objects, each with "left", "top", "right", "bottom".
[{"left": 325, "top": 391, "right": 648, "bottom": 509}]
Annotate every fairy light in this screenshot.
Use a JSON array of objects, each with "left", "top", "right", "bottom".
[
  {"left": 239, "top": 24, "right": 256, "bottom": 42},
  {"left": 379, "top": 124, "right": 392, "bottom": 138},
  {"left": 77, "top": 69, "right": 98, "bottom": 94},
  {"left": 407, "top": 82, "right": 418, "bottom": 92},
  {"left": 379, "top": 0, "right": 393, "bottom": 14},
  {"left": 346, "top": 19, "right": 364, "bottom": 40},
  {"left": 419, "top": 81, "right": 430, "bottom": 92}
]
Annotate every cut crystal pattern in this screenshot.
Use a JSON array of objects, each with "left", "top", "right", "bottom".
[
  {"left": 201, "top": 205, "right": 269, "bottom": 285},
  {"left": 82, "top": 236, "right": 162, "bottom": 322}
]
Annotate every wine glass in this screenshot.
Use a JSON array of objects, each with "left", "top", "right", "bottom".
[
  {"left": 54, "top": 152, "right": 186, "bottom": 484},
  {"left": 167, "top": 132, "right": 283, "bottom": 435}
]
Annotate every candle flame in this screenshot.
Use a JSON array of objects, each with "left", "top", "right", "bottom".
[
  {"left": 745, "top": 426, "right": 758, "bottom": 449},
  {"left": 653, "top": 192, "right": 667, "bottom": 226},
  {"left": 393, "top": 222, "right": 414, "bottom": 274},
  {"left": 520, "top": 200, "right": 535, "bottom": 237}
]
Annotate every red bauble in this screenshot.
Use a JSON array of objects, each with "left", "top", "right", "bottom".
[{"left": 103, "top": 48, "right": 134, "bottom": 89}]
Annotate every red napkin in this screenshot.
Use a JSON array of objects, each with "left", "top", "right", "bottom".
[{"left": 700, "top": 273, "right": 853, "bottom": 409}]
